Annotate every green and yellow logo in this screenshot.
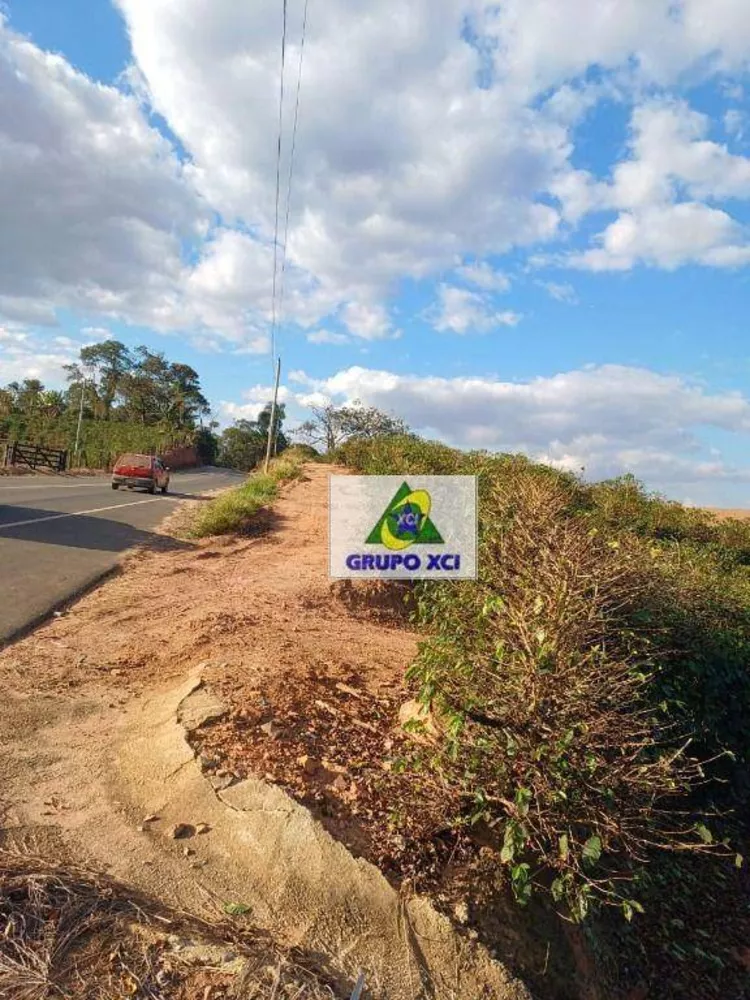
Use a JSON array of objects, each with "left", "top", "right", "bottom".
[{"left": 366, "top": 481, "right": 444, "bottom": 551}]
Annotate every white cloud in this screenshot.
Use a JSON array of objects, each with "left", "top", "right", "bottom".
[
  {"left": 307, "top": 329, "right": 351, "bottom": 346},
  {"left": 571, "top": 100, "right": 750, "bottom": 270},
  {"left": 218, "top": 384, "right": 293, "bottom": 423},
  {"left": 571, "top": 202, "right": 750, "bottom": 271},
  {"left": 432, "top": 285, "right": 522, "bottom": 334},
  {"left": 341, "top": 302, "right": 395, "bottom": 341},
  {"left": 0, "top": 326, "right": 86, "bottom": 385},
  {"left": 455, "top": 262, "right": 511, "bottom": 292},
  {"left": 539, "top": 281, "right": 578, "bottom": 304},
  {"left": 115, "top": 0, "right": 572, "bottom": 313},
  {"left": 218, "top": 401, "right": 267, "bottom": 422},
  {"left": 0, "top": 17, "right": 320, "bottom": 350},
  {"left": 481, "top": 0, "right": 750, "bottom": 93},
  {"left": 289, "top": 362, "right": 750, "bottom": 492},
  {"left": 0, "top": 16, "right": 205, "bottom": 328},
  {"left": 295, "top": 390, "right": 334, "bottom": 409},
  {"left": 4, "top": 0, "right": 750, "bottom": 348},
  {"left": 724, "top": 109, "right": 745, "bottom": 140},
  {"left": 616, "top": 101, "right": 750, "bottom": 204}
]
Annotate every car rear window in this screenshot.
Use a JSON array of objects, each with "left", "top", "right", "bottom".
[{"left": 115, "top": 453, "right": 153, "bottom": 469}]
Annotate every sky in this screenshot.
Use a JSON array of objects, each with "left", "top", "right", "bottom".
[{"left": 1, "top": 0, "right": 750, "bottom": 505}]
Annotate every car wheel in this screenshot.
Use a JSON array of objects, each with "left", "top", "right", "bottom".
[
  {"left": 161, "top": 483, "right": 168, "bottom": 494},
  {"left": 112, "top": 483, "right": 119, "bottom": 490},
  {"left": 148, "top": 483, "right": 156, "bottom": 495}
]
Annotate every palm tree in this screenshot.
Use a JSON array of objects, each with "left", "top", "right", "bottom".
[{"left": 40, "top": 390, "right": 66, "bottom": 418}]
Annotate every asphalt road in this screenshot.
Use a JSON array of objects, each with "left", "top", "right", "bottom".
[{"left": 0, "top": 467, "right": 245, "bottom": 645}]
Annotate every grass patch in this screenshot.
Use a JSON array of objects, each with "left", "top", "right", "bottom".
[{"left": 187, "top": 450, "right": 305, "bottom": 538}]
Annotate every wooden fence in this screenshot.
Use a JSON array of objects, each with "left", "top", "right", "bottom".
[{"left": 4, "top": 441, "right": 68, "bottom": 473}]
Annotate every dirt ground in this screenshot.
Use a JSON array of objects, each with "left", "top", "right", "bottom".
[
  {"left": 0, "top": 463, "right": 608, "bottom": 998},
  {"left": 0, "top": 464, "right": 450, "bottom": 998},
  {"left": 0, "top": 462, "right": 621, "bottom": 998},
  {"left": 0, "top": 462, "right": 463, "bottom": 898}
]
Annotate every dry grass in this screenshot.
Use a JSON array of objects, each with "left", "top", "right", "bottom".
[
  {"left": 0, "top": 850, "right": 341, "bottom": 999},
  {"left": 186, "top": 452, "right": 306, "bottom": 539}
]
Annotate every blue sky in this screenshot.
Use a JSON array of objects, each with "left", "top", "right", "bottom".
[{"left": 2, "top": 0, "right": 750, "bottom": 503}]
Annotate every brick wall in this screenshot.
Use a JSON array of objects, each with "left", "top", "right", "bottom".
[{"left": 160, "top": 445, "right": 199, "bottom": 469}]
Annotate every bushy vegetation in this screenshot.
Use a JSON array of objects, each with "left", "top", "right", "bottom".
[
  {"left": 218, "top": 403, "right": 288, "bottom": 471},
  {"left": 335, "top": 434, "right": 750, "bottom": 919},
  {"left": 187, "top": 449, "right": 307, "bottom": 538},
  {"left": 1, "top": 413, "right": 195, "bottom": 470},
  {"left": 1, "top": 340, "right": 216, "bottom": 468}
]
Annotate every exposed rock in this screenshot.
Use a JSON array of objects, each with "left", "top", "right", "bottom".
[
  {"left": 398, "top": 699, "right": 439, "bottom": 743},
  {"left": 177, "top": 685, "right": 227, "bottom": 733},
  {"left": 210, "top": 773, "right": 236, "bottom": 791},
  {"left": 169, "top": 823, "right": 195, "bottom": 840},
  {"left": 260, "top": 720, "right": 283, "bottom": 739}
]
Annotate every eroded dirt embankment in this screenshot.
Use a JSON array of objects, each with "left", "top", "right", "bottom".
[{"left": 0, "top": 464, "right": 529, "bottom": 999}]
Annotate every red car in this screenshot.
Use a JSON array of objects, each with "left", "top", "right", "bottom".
[{"left": 111, "top": 453, "right": 170, "bottom": 494}]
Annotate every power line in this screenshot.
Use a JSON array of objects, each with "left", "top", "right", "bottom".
[
  {"left": 277, "top": 0, "right": 310, "bottom": 327},
  {"left": 269, "top": 0, "right": 288, "bottom": 369}
]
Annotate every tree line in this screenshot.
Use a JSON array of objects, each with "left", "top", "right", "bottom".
[
  {"left": 2, "top": 340, "right": 211, "bottom": 430},
  {"left": 1, "top": 340, "right": 215, "bottom": 467},
  {"left": 2, "top": 337, "right": 408, "bottom": 470}
]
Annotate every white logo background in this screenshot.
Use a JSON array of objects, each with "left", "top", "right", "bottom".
[{"left": 329, "top": 475, "right": 477, "bottom": 580}]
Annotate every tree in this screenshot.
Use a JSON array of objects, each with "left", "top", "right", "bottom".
[
  {"left": 256, "top": 402, "right": 288, "bottom": 454},
  {"left": 166, "top": 362, "right": 210, "bottom": 429},
  {"left": 195, "top": 426, "right": 220, "bottom": 465},
  {"left": 0, "top": 387, "right": 13, "bottom": 418},
  {"left": 218, "top": 420, "right": 266, "bottom": 471},
  {"left": 79, "top": 340, "right": 133, "bottom": 418},
  {"left": 40, "top": 390, "right": 66, "bottom": 418},
  {"left": 17, "top": 379, "right": 45, "bottom": 415},
  {"left": 1, "top": 382, "right": 21, "bottom": 414},
  {"left": 297, "top": 400, "right": 407, "bottom": 452},
  {"left": 217, "top": 402, "right": 288, "bottom": 470}
]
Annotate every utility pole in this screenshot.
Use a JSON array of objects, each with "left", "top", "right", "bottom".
[
  {"left": 73, "top": 371, "right": 87, "bottom": 465},
  {"left": 264, "top": 356, "right": 282, "bottom": 474}
]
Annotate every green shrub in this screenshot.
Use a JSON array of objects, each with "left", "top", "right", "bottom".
[{"left": 337, "top": 435, "right": 749, "bottom": 917}]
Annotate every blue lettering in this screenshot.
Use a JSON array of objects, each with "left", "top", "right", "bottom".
[
  {"left": 426, "top": 553, "right": 441, "bottom": 570},
  {"left": 363, "top": 554, "right": 376, "bottom": 570},
  {"left": 346, "top": 554, "right": 362, "bottom": 570},
  {"left": 404, "top": 554, "right": 421, "bottom": 571}
]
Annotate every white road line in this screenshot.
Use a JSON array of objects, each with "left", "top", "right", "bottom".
[
  {"left": 0, "top": 483, "right": 106, "bottom": 490},
  {"left": 0, "top": 474, "right": 239, "bottom": 491},
  {"left": 0, "top": 496, "right": 172, "bottom": 531}
]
